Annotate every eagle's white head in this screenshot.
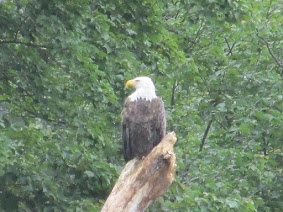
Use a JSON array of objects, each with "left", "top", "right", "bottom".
[{"left": 126, "top": 76, "right": 157, "bottom": 102}]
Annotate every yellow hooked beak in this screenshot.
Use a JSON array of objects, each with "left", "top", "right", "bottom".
[{"left": 125, "top": 79, "right": 136, "bottom": 87}]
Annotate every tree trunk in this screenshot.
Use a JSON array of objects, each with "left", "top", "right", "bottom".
[{"left": 101, "top": 132, "right": 177, "bottom": 212}]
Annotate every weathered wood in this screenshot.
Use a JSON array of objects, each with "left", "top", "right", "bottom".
[{"left": 101, "top": 132, "right": 177, "bottom": 212}]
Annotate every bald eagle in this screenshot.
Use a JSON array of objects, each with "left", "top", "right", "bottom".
[{"left": 122, "top": 76, "right": 166, "bottom": 161}]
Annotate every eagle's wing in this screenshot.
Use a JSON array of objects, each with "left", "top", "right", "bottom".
[
  {"left": 122, "top": 97, "right": 166, "bottom": 161},
  {"left": 122, "top": 120, "right": 131, "bottom": 161},
  {"left": 154, "top": 97, "right": 166, "bottom": 146},
  {"left": 122, "top": 99, "right": 131, "bottom": 161}
]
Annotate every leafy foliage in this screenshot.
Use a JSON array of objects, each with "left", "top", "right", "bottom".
[{"left": 1, "top": 0, "right": 282, "bottom": 211}]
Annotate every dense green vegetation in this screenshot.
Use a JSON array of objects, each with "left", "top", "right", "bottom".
[{"left": 1, "top": 0, "right": 282, "bottom": 211}]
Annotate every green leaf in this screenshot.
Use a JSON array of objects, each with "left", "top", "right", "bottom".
[
  {"left": 225, "top": 199, "right": 239, "bottom": 208},
  {"left": 239, "top": 123, "right": 250, "bottom": 135},
  {"left": 84, "top": 170, "right": 95, "bottom": 178}
]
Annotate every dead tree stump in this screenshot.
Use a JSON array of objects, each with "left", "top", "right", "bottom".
[{"left": 101, "top": 132, "right": 177, "bottom": 212}]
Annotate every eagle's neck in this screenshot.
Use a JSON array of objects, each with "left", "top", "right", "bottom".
[{"left": 129, "top": 87, "right": 157, "bottom": 102}]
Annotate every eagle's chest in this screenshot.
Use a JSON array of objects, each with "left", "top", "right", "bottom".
[{"left": 125, "top": 100, "right": 156, "bottom": 124}]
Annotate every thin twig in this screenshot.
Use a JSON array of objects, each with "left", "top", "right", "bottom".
[
  {"left": 188, "top": 21, "right": 204, "bottom": 50},
  {"left": 170, "top": 80, "right": 177, "bottom": 131},
  {"left": 266, "top": 0, "right": 274, "bottom": 20},
  {"left": 224, "top": 37, "right": 236, "bottom": 56},
  {"left": 199, "top": 120, "right": 213, "bottom": 152},
  {"left": 170, "top": 80, "right": 177, "bottom": 109},
  {"left": 256, "top": 33, "right": 283, "bottom": 68}
]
